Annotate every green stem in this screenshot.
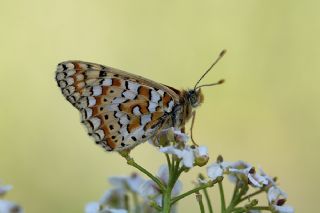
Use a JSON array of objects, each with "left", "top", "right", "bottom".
[
  {"left": 171, "top": 177, "right": 223, "bottom": 205},
  {"left": 150, "top": 201, "right": 162, "bottom": 212},
  {"left": 231, "top": 199, "right": 258, "bottom": 213},
  {"left": 121, "top": 153, "right": 165, "bottom": 191},
  {"left": 248, "top": 206, "right": 271, "bottom": 211},
  {"left": 226, "top": 185, "right": 248, "bottom": 213},
  {"left": 124, "top": 194, "right": 130, "bottom": 212},
  {"left": 231, "top": 182, "right": 240, "bottom": 202},
  {"left": 196, "top": 193, "right": 205, "bottom": 213},
  {"left": 166, "top": 154, "right": 172, "bottom": 172},
  {"left": 163, "top": 156, "right": 181, "bottom": 213},
  {"left": 202, "top": 185, "right": 213, "bottom": 213},
  {"left": 199, "top": 174, "right": 213, "bottom": 213},
  {"left": 162, "top": 187, "right": 172, "bottom": 213},
  {"left": 218, "top": 182, "right": 226, "bottom": 213},
  {"left": 238, "top": 188, "right": 265, "bottom": 203},
  {"left": 172, "top": 162, "right": 184, "bottom": 184},
  {"left": 131, "top": 192, "right": 140, "bottom": 213}
]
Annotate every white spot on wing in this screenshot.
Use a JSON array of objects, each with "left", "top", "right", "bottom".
[
  {"left": 90, "top": 117, "right": 101, "bottom": 130},
  {"left": 67, "top": 69, "right": 76, "bottom": 77},
  {"left": 75, "top": 74, "right": 84, "bottom": 81},
  {"left": 66, "top": 86, "right": 76, "bottom": 95},
  {"left": 133, "top": 106, "right": 141, "bottom": 116},
  {"left": 122, "top": 91, "right": 136, "bottom": 99},
  {"left": 115, "top": 111, "right": 124, "bottom": 118},
  {"left": 157, "top": 89, "right": 164, "bottom": 96},
  {"left": 128, "top": 82, "right": 139, "bottom": 93},
  {"left": 148, "top": 102, "right": 157, "bottom": 112},
  {"left": 102, "top": 78, "right": 112, "bottom": 86},
  {"left": 167, "top": 100, "right": 174, "bottom": 112},
  {"left": 58, "top": 80, "right": 67, "bottom": 88},
  {"left": 79, "top": 63, "right": 88, "bottom": 69},
  {"left": 83, "top": 108, "right": 92, "bottom": 119},
  {"left": 95, "top": 129, "right": 105, "bottom": 139},
  {"left": 151, "top": 90, "right": 161, "bottom": 103},
  {"left": 88, "top": 97, "right": 96, "bottom": 107},
  {"left": 77, "top": 82, "right": 85, "bottom": 88},
  {"left": 141, "top": 114, "right": 151, "bottom": 125},
  {"left": 66, "top": 77, "right": 74, "bottom": 85},
  {"left": 120, "top": 127, "right": 129, "bottom": 138},
  {"left": 120, "top": 115, "right": 129, "bottom": 125},
  {"left": 130, "top": 126, "right": 144, "bottom": 141},
  {"left": 56, "top": 73, "right": 65, "bottom": 81},
  {"left": 57, "top": 64, "right": 64, "bottom": 72},
  {"left": 92, "top": 86, "right": 102, "bottom": 96},
  {"left": 66, "top": 63, "right": 74, "bottom": 69},
  {"left": 112, "top": 97, "right": 126, "bottom": 104},
  {"left": 107, "top": 104, "right": 119, "bottom": 111},
  {"left": 73, "top": 92, "right": 80, "bottom": 101}
]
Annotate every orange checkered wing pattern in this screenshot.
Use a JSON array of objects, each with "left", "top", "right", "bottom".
[{"left": 56, "top": 61, "right": 182, "bottom": 151}]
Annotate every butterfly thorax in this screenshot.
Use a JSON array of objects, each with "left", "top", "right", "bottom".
[{"left": 170, "top": 89, "right": 204, "bottom": 129}]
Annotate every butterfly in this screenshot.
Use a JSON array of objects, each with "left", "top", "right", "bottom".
[{"left": 55, "top": 50, "right": 225, "bottom": 152}]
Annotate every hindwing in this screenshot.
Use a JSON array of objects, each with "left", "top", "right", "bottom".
[{"left": 56, "top": 60, "right": 181, "bottom": 151}]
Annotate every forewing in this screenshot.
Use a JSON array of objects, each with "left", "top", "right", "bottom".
[{"left": 56, "top": 60, "right": 180, "bottom": 151}]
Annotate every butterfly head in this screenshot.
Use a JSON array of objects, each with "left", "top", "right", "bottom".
[{"left": 186, "top": 89, "right": 204, "bottom": 108}]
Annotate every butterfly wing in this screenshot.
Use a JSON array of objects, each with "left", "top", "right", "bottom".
[{"left": 56, "top": 60, "right": 181, "bottom": 151}]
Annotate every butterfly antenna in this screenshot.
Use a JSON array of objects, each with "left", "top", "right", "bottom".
[
  {"left": 195, "top": 79, "right": 225, "bottom": 89},
  {"left": 194, "top": 49, "right": 226, "bottom": 90}
]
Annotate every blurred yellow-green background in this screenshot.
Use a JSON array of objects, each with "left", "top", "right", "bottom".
[{"left": 0, "top": 0, "right": 319, "bottom": 212}]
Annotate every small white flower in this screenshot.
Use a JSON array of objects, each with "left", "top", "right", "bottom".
[
  {"left": 267, "top": 186, "right": 287, "bottom": 204},
  {"left": 159, "top": 146, "right": 182, "bottom": 156},
  {"left": 193, "top": 146, "right": 209, "bottom": 167},
  {"left": 99, "top": 188, "right": 126, "bottom": 209},
  {"left": 0, "top": 185, "right": 13, "bottom": 196},
  {"left": 159, "top": 146, "right": 194, "bottom": 168},
  {"left": 207, "top": 157, "right": 233, "bottom": 180},
  {"left": 157, "top": 165, "right": 169, "bottom": 182},
  {"left": 139, "top": 180, "right": 159, "bottom": 198},
  {"left": 224, "top": 161, "right": 268, "bottom": 188},
  {"left": 180, "top": 148, "right": 195, "bottom": 168},
  {"left": 0, "top": 200, "right": 23, "bottom": 213},
  {"left": 268, "top": 186, "right": 294, "bottom": 213},
  {"left": 195, "top": 146, "right": 208, "bottom": 156},
  {"left": 207, "top": 163, "right": 224, "bottom": 180},
  {"left": 85, "top": 202, "right": 100, "bottom": 213},
  {"left": 109, "top": 173, "right": 145, "bottom": 193},
  {"left": 172, "top": 130, "right": 189, "bottom": 144},
  {"left": 246, "top": 168, "right": 268, "bottom": 188},
  {"left": 259, "top": 168, "right": 276, "bottom": 186},
  {"left": 103, "top": 209, "right": 128, "bottom": 213},
  {"left": 273, "top": 205, "right": 294, "bottom": 213},
  {"left": 86, "top": 197, "right": 128, "bottom": 213}
]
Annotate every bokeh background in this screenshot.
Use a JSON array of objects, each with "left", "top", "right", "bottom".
[{"left": 0, "top": 0, "right": 319, "bottom": 212}]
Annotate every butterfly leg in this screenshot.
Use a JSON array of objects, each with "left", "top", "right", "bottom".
[
  {"left": 190, "top": 111, "right": 199, "bottom": 146},
  {"left": 151, "top": 116, "right": 171, "bottom": 146}
]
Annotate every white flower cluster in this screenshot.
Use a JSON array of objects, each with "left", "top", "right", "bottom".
[
  {"left": 0, "top": 181, "right": 23, "bottom": 213},
  {"left": 207, "top": 156, "right": 294, "bottom": 213},
  {"left": 87, "top": 128, "right": 294, "bottom": 213},
  {"left": 85, "top": 166, "right": 182, "bottom": 213},
  {"left": 153, "top": 128, "right": 209, "bottom": 168}
]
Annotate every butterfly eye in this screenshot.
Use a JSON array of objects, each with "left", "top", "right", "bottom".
[{"left": 187, "top": 90, "right": 199, "bottom": 107}]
